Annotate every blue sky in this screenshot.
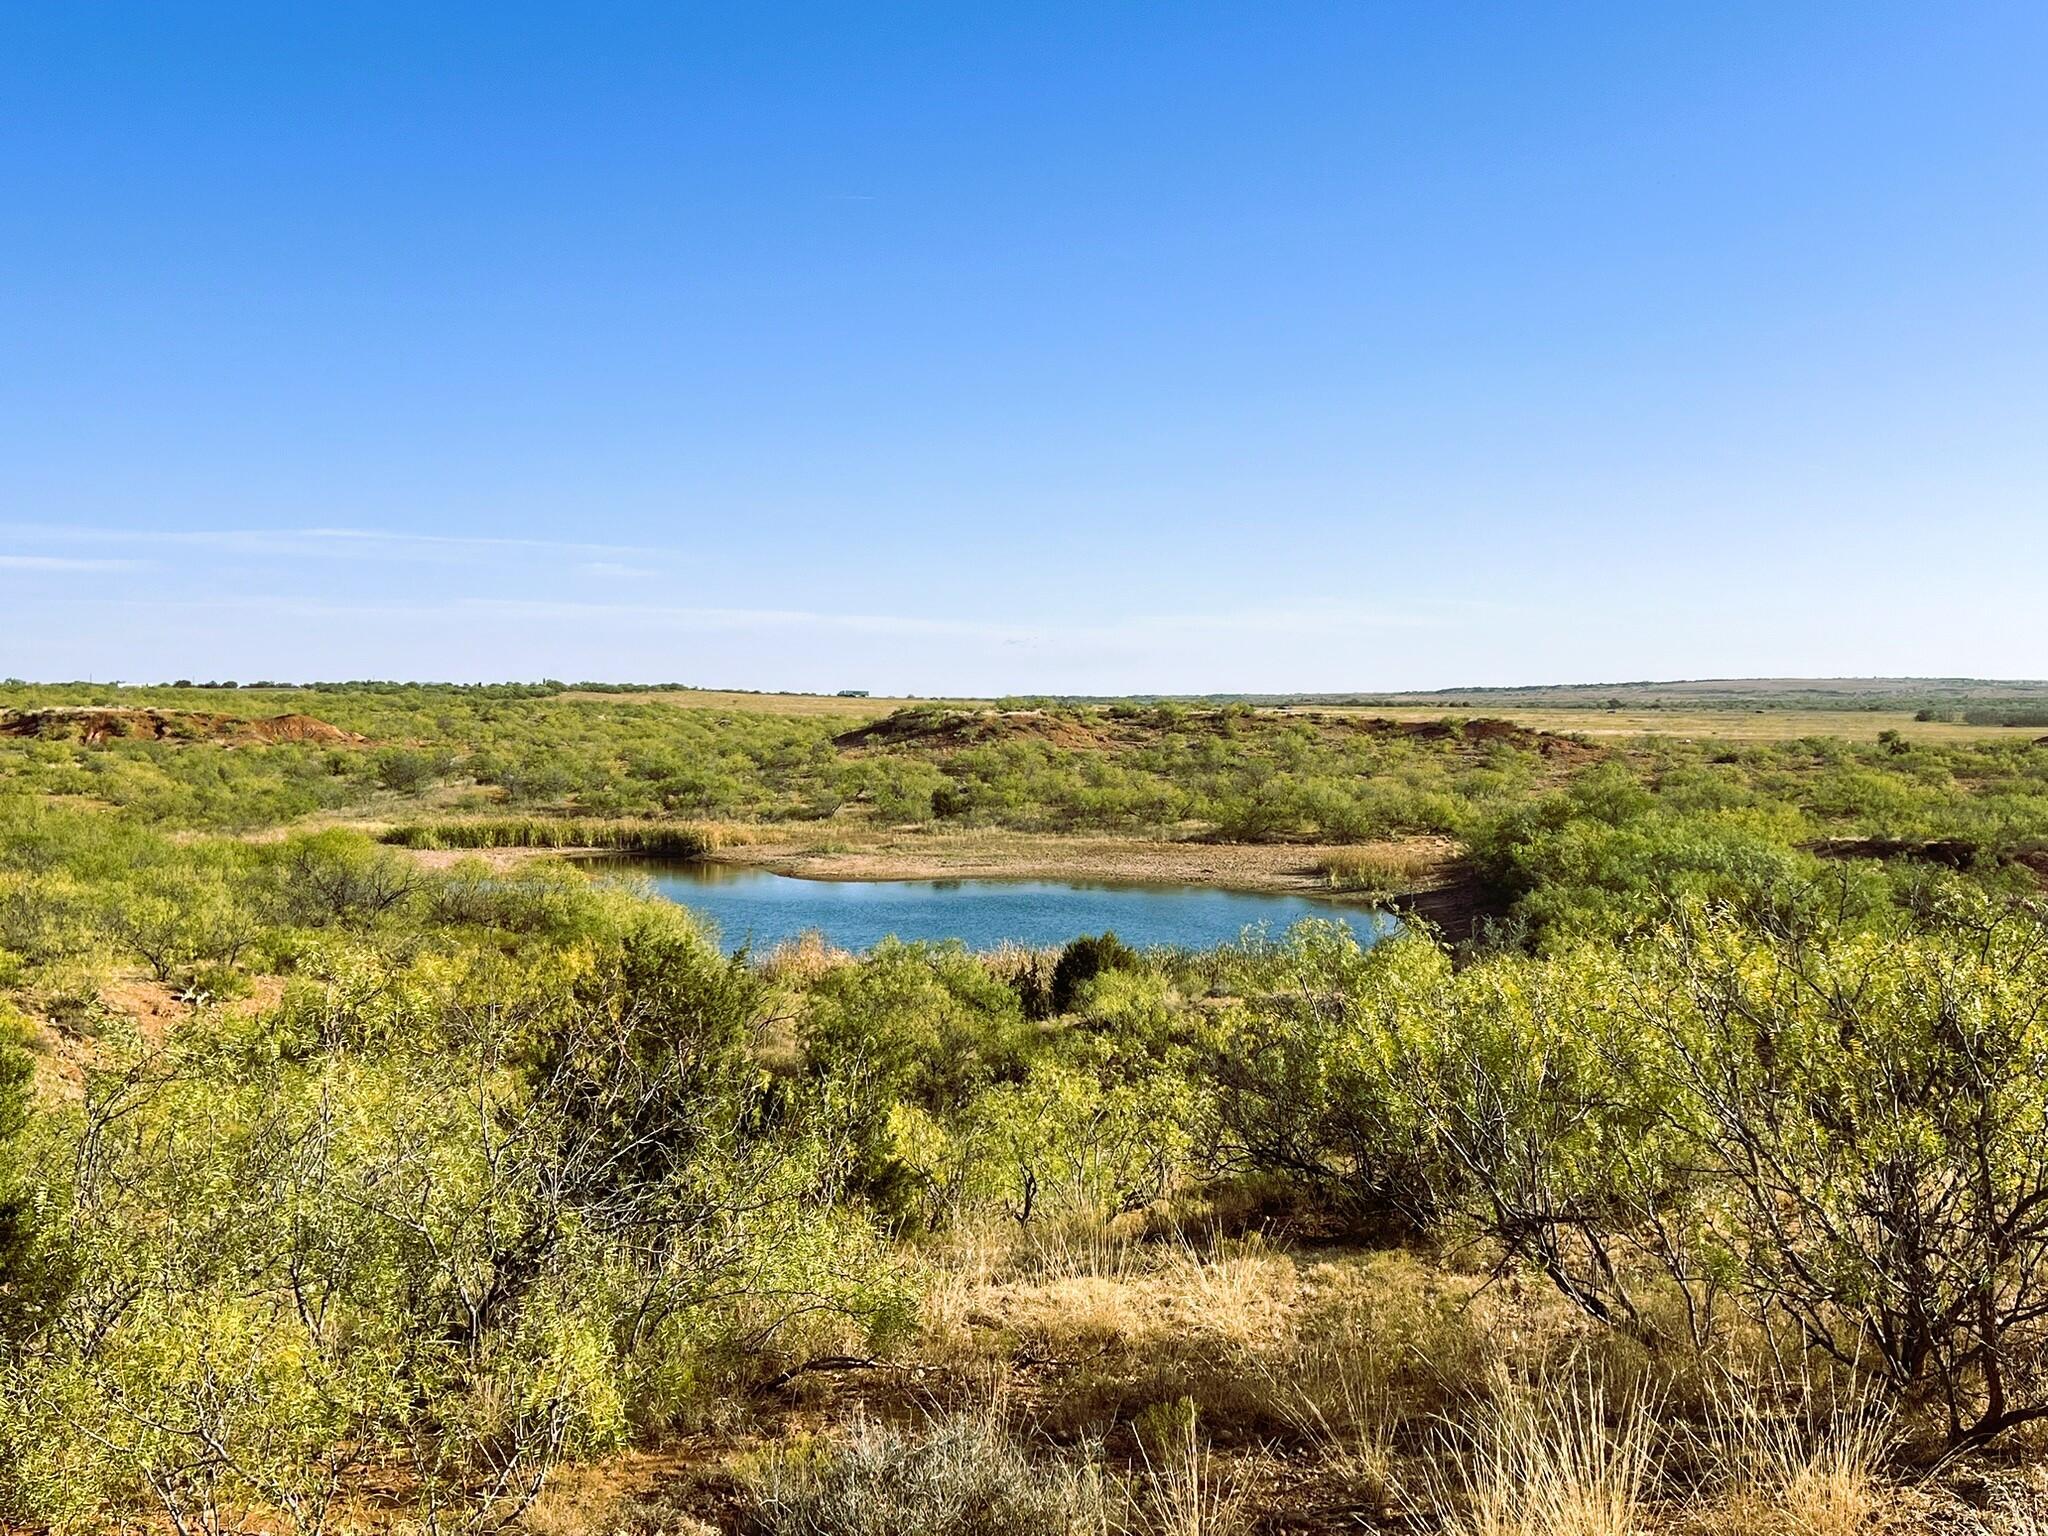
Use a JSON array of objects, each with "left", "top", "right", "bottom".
[{"left": 2, "top": 3, "right": 2044, "bottom": 692}]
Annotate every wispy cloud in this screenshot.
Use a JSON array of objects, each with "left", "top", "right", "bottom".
[
  {"left": 452, "top": 597, "right": 1447, "bottom": 642},
  {"left": 576, "top": 561, "right": 658, "bottom": 578},
  {"left": 20, "top": 591, "right": 1447, "bottom": 642},
  {"left": 0, "top": 523, "right": 671, "bottom": 565},
  {"left": 0, "top": 554, "right": 142, "bottom": 572}
]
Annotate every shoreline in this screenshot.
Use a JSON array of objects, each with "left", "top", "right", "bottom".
[
  {"left": 398, "top": 825, "right": 1460, "bottom": 896},
  {"left": 389, "top": 825, "right": 1495, "bottom": 934},
  {"left": 696, "top": 829, "right": 1460, "bottom": 897}
]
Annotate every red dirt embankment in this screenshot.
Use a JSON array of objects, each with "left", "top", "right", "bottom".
[
  {"left": 834, "top": 708, "right": 1116, "bottom": 752},
  {"left": 834, "top": 706, "right": 1597, "bottom": 761},
  {"left": 0, "top": 707, "right": 365, "bottom": 746}
]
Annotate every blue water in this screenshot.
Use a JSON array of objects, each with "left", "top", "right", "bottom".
[{"left": 596, "top": 860, "right": 1395, "bottom": 953}]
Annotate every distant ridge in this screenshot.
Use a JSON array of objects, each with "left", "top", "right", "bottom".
[
  {"left": 1306, "top": 677, "right": 2048, "bottom": 710},
  {"left": 1053, "top": 678, "right": 2048, "bottom": 712}
]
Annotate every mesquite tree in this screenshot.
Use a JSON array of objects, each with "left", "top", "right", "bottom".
[{"left": 1637, "top": 903, "right": 2048, "bottom": 1447}]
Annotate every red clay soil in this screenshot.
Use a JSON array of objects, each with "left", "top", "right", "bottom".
[
  {"left": 0, "top": 707, "right": 365, "bottom": 745},
  {"left": 834, "top": 706, "right": 1597, "bottom": 761},
  {"left": 253, "top": 712, "right": 365, "bottom": 742},
  {"left": 1813, "top": 835, "right": 1983, "bottom": 869},
  {"left": 1336, "top": 713, "right": 1600, "bottom": 760},
  {"left": 1815, "top": 836, "right": 2048, "bottom": 891},
  {"left": 833, "top": 708, "right": 1118, "bottom": 752}
]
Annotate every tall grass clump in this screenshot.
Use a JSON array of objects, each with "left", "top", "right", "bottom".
[
  {"left": 382, "top": 817, "right": 717, "bottom": 857},
  {"left": 1422, "top": 1373, "right": 1661, "bottom": 1536},
  {"left": 1130, "top": 1400, "right": 1247, "bottom": 1536},
  {"left": 740, "top": 1409, "right": 1110, "bottom": 1536},
  {"left": 1312, "top": 844, "right": 1435, "bottom": 897},
  {"left": 1251, "top": 1332, "right": 1398, "bottom": 1506},
  {"left": 1702, "top": 1376, "right": 1892, "bottom": 1536}
]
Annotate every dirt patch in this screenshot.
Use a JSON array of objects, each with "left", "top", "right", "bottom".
[
  {"left": 1815, "top": 836, "right": 2048, "bottom": 892},
  {"left": 1814, "top": 835, "right": 1984, "bottom": 869},
  {"left": 0, "top": 707, "right": 364, "bottom": 746},
  {"left": 376, "top": 817, "right": 1466, "bottom": 902},
  {"left": 252, "top": 712, "right": 363, "bottom": 742},
  {"left": 23, "top": 975, "right": 292, "bottom": 1104},
  {"left": 1330, "top": 712, "right": 1600, "bottom": 761}
]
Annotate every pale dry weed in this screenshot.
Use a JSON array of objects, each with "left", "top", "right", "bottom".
[
  {"left": 1701, "top": 1374, "right": 1892, "bottom": 1536},
  {"left": 1422, "top": 1369, "right": 1662, "bottom": 1536}
]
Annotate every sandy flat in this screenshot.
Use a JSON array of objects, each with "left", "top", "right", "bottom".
[{"left": 701, "top": 828, "right": 1460, "bottom": 896}]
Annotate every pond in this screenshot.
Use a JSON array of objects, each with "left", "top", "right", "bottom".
[{"left": 594, "top": 859, "right": 1396, "bottom": 953}]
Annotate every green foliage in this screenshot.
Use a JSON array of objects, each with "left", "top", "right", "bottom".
[
  {"left": 0, "top": 1010, "right": 39, "bottom": 1326},
  {"left": 1050, "top": 931, "right": 1138, "bottom": 1014},
  {"left": 799, "top": 942, "right": 1036, "bottom": 1226},
  {"left": 10, "top": 679, "right": 2048, "bottom": 1521},
  {"left": 265, "top": 829, "right": 422, "bottom": 927},
  {"left": 0, "top": 906, "right": 907, "bottom": 1531},
  {"left": 1204, "top": 923, "right": 1453, "bottom": 1237},
  {"left": 1627, "top": 903, "right": 2048, "bottom": 1444},
  {"left": 97, "top": 861, "right": 258, "bottom": 981},
  {"left": 6, "top": 682, "right": 2048, "bottom": 856}
]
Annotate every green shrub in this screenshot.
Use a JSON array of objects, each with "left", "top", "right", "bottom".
[{"left": 1050, "top": 931, "right": 1138, "bottom": 1014}]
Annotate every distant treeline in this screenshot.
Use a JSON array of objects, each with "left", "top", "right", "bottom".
[{"left": 4, "top": 679, "right": 915, "bottom": 701}]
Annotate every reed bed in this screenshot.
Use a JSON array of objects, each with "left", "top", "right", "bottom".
[
  {"left": 1312, "top": 844, "right": 1436, "bottom": 896},
  {"left": 382, "top": 816, "right": 718, "bottom": 857}
]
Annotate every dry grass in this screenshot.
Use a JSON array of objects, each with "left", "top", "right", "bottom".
[
  {"left": 919, "top": 1222, "right": 1301, "bottom": 1376},
  {"left": 739, "top": 1405, "right": 1112, "bottom": 1536},
  {"left": 548, "top": 686, "right": 2032, "bottom": 742},
  {"left": 1313, "top": 843, "right": 1439, "bottom": 896},
  {"left": 1312, "top": 703, "right": 2027, "bottom": 743},
  {"left": 1129, "top": 1402, "right": 1247, "bottom": 1536},
  {"left": 1248, "top": 1327, "right": 1398, "bottom": 1507},
  {"left": 753, "top": 929, "right": 854, "bottom": 984},
  {"left": 382, "top": 816, "right": 718, "bottom": 856},
  {"left": 731, "top": 1396, "right": 1255, "bottom": 1536},
  {"left": 906, "top": 1226, "right": 1914, "bottom": 1536},
  {"left": 522, "top": 1451, "right": 720, "bottom": 1536},
  {"left": 515, "top": 1223, "right": 1943, "bottom": 1536},
  {"left": 1699, "top": 1375, "right": 1893, "bottom": 1536},
  {"left": 1420, "top": 1370, "right": 1663, "bottom": 1536},
  {"left": 700, "top": 824, "right": 1448, "bottom": 894}
]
